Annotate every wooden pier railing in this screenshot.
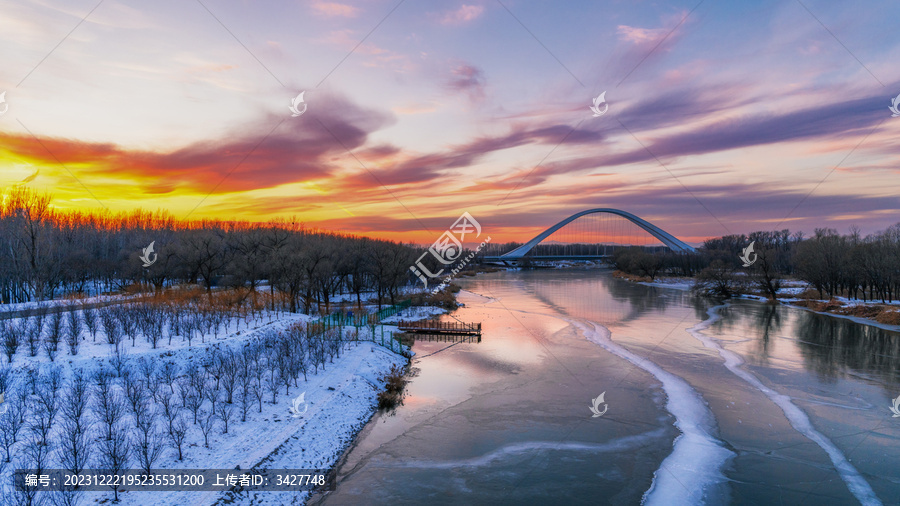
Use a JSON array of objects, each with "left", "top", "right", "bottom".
[{"left": 397, "top": 320, "right": 482, "bottom": 335}]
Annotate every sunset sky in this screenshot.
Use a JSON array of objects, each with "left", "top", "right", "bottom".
[{"left": 1, "top": 0, "right": 899, "bottom": 246}]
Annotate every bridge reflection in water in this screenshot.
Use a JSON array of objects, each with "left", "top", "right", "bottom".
[{"left": 398, "top": 332, "right": 482, "bottom": 344}]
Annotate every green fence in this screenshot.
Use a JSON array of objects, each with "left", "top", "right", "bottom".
[{"left": 306, "top": 299, "right": 412, "bottom": 356}]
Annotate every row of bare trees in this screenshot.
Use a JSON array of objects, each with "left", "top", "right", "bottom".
[
  {"left": 696, "top": 226, "right": 900, "bottom": 301},
  {"left": 0, "top": 290, "right": 292, "bottom": 365},
  {"left": 1, "top": 320, "right": 358, "bottom": 503},
  {"left": 615, "top": 224, "right": 900, "bottom": 302},
  {"left": 0, "top": 187, "right": 418, "bottom": 310}
]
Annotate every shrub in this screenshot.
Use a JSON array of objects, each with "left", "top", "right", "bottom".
[{"left": 376, "top": 365, "right": 407, "bottom": 411}]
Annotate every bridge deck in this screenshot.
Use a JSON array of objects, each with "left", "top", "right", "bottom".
[{"left": 482, "top": 254, "right": 611, "bottom": 262}]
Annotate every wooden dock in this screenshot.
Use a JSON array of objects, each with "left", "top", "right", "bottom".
[
  {"left": 397, "top": 332, "right": 481, "bottom": 344},
  {"left": 397, "top": 320, "right": 482, "bottom": 336}
]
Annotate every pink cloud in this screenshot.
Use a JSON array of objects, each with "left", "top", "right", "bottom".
[
  {"left": 441, "top": 4, "right": 484, "bottom": 25},
  {"left": 616, "top": 25, "right": 669, "bottom": 45},
  {"left": 311, "top": 1, "right": 359, "bottom": 17},
  {"left": 446, "top": 63, "right": 486, "bottom": 102}
]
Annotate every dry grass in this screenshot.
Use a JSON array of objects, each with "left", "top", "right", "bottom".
[
  {"left": 411, "top": 283, "right": 461, "bottom": 309},
  {"left": 835, "top": 305, "right": 882, "bottom": 319},
  {"left": 789, "top": 298, "right": 900, "bottom": 326},
  {"left": 612, "top": 270, "right": 653, "bottom": 283},
  {"left": 876, "top": 310, "right": 900, "bottom": 325},
  {"left": 795, "top": 288, "right": 822, "bottom": 300},
  {"left": 376, "top": 364, "right": 407, "bottom": 411},
  {"left": 791, "top": 299, "right": 845, "bottom": 312}
]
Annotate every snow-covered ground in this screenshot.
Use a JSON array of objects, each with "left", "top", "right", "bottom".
[{"left": 0, "top": 294, "right": 439, "bottom": 505}]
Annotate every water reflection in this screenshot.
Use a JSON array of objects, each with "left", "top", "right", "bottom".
[
  {"left": 751, "top": 304, "right": 783, "bottom": 363},
  {"left": 474, "top": 269, "right": 679, "bottom": 327},
  {"left": 477, "top": 270, "right": 900, "bottom": 388},
  {"left": 793, "top": 310, "right": 900, "bottom": 384},
  {"left": 700, "top": 300, "right": 900, "bottom": 387}
]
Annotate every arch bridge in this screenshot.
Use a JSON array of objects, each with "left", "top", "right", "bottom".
[{"left": 483, "top": 208, "right": 695, "bottom": 264}]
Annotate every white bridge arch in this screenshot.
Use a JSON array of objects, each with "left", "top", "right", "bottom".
[{"left": 498, "top": 208, "right": 695, "bottom": 261}]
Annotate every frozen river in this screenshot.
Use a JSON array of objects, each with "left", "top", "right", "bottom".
[{"left": 315, "top": 269, "right": 900, "bottom": 505}]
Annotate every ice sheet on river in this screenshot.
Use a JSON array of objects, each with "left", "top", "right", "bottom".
[
  {"left": 573, "top": 319, "right": 734, "bottom": 506},
  {"left": 688, "top": 305, "right": 882, "bottom": 506}
]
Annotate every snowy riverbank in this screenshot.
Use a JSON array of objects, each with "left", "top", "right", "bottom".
[
  {"left": 624, "top": 274, "right": 900, "bottom": 333},
  {"left": 0, "top": 293, "right": 446, "bottom": 506}
]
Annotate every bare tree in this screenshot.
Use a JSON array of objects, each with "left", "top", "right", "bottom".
[
  {"left": 56, "top": 371, "right": 93, "bottom": 477},
  {"left": 215, "top": 400, "right": 234, "bottom": 434},
  {"left": 277, "top": 350, "right": 293, "bottom": 396},
  {"left": 198, "top": 409, "right": 216, "bottom": 448},
  {"left": 25, "top": 318, "right": 40, "bottom": 357},
  {"left": 138, "top": 357, "right": 159, "bottom": 399},
  {"left": 124, "top": 370, "right": 148, "bottom": 422},
  {"left": 2, "top": 320, "right": 21, "bottom": 363},
  {"left": 204, "top": 383, "right": 220, "bottom": 415},
  {"left": 219, "top": 350, "right": 239, "bottom": 404},
  {"left": 238, "top": 362, "right": 252, "bottom": 422},
  {"left": 251, "top": 361, "right": 265, "bottom": 413},
  {"left": 311, "top": 337, "right": 327, "bottom": 373},
  {"left": 20, "top": 432, "right": 51, "bottom": 505},
  {"left": 182, "top": 379, "right": 205, "bottom": 425},
  {"left": 111, "top": 344, "right": 129, "bottom": 378},
  {"left": 92, "top": 371, "right": 125, "bottom": 442},
  {"left": 97, "top": 422, "right": 129, "bottom": 502},
  {"left": 0, "top": 384, "right": 25, "bottom": 462},
  {"left": 118, "top": 306, "right": 139, "bottom": 347},
  {"left": 267, "top": 366, "right": 280, "bottom": 405},
  {"left": 100, "top": 308, "right": 121, "bottom": 347},
  {"left": 159, "top": 361, "right": 179, "bottom": 393},
  {"left": 167, "top": 412, "right": 188, "bottom": 461},
  {"left": 31, "top": 368, "right": 62, "bottom": 446},
  {"left": 81, "top": 303, "right": 98, "bottom": 341},
  {"left": 65, "top": 309, "right": 82, "bottom": 356},
  {"left": 47, "top": 310, "right": 63, "bottom": 352},
  {"left": 132, "top": 424, "right": 165, "bottom": 476}
]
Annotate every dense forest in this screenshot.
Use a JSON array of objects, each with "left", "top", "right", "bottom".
[{"left": 0, "top": 187, "right": 430, "bottom": 311}]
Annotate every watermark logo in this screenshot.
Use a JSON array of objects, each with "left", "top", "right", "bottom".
[
  {"left": 739, "top": 241, "right": 757, "bottom": 267},
  {"left": 589, "top": 392, "right": 607, "bottom": 418},
  {"left": 410, "top": 212, "right": 491, "bottom": 291},
  {"left": 289, "top": 391, "right": 308, "bottom": 418},
  {"left": 0, "top": 91, "right": 7, "bottom": 116},
  {"left": 139, "top": 241, "right": 158, "bottom": 267},
  {"left": 289, "top": 92, "right": 307, "bottom": 117},
  {"left": 889, "top": 93, "right": 900, "bottom": 117},
  {"left": 590, "top": 91, "right": 608, "bottom": 117},
  {"left": 890, "top": 394, "right": 900, "bottom": 417}
]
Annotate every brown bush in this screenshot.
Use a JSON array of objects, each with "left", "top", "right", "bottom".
[
  {"left": 612, "top": 270, "right": 652, "bottom": 283},
  {"left": 876, "top": 310, "right": 900, "bottom": 325},
  {"left": 836, "top": 305, "right": 882, "bottom": 319},
  {"left": 411, "top": 284, "right": 460, "bottom": 310},
  {"left": 795, "top": 288, "right": 821, "bottom": 300},
  {"left": 376, "top": 364, "right": 407, "bottom": 411}
]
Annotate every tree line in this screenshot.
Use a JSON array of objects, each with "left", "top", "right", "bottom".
[
  {"left": 0, "top": 187, "right": 431, "bottom": 311},
  {"left": 613, "top": 224, "right": 900, "bottom": 302}
]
